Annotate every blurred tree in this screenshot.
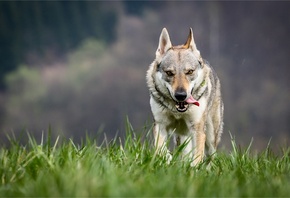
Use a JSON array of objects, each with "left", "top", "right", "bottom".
[
  {"left": 0, "top": 1, "right": 118, "bottom": 90},
  {"left": 124, "top": 1, "right": 151, "bottom": 15}
]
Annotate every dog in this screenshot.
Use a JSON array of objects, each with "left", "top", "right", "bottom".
[{"left": 146, "top": 28, "right": 224, "bottom": 166}]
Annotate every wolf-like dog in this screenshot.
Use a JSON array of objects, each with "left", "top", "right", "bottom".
[{"left": 146, "top": 28, "right": 224, "bottom": 166}]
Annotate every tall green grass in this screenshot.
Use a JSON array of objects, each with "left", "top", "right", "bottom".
[{"left": 0, "top": 126, "right": 289, "bottom": 197}]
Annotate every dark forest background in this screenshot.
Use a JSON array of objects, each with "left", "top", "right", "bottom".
[{"left": 0, "top": 1, "right": 289, "bottom": 151}]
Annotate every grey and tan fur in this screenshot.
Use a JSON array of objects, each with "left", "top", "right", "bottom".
[{"left": 146, "top": 28, "right": 224, "bottom": 166}]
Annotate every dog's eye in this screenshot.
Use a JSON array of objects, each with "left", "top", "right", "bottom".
[
  {"left": 165, "top": 71, "right": 174, "bottom": 76},
  {"left": 186, "top": 70, "right": 194, "bottom": 75}
]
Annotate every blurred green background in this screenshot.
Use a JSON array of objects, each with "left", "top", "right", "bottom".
[{"left": 0, "top": 1, "right": 289, "bottom": 151}]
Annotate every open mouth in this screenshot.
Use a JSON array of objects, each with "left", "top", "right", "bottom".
[
  {"left": 174, "top": 95, "right": 200, "bottom": 112},
  {"left": 175, "top": 102, "right": 189, "bottom": 112}
]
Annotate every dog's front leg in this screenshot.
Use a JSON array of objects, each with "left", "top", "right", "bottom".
[
  {"left": 192, "top": 131, "right": 206, "bottom": 166},
  {"left": 153, "top": 123, "right": 172, "bottom": 163},
  {"left": 176, "top": 132, "right": 205, "bottom": 166}
]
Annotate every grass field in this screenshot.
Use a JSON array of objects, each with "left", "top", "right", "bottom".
[{"left": 0, "top": 125, "right": 290, "bottom": 197}]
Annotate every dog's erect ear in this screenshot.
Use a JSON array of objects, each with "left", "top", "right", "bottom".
[
  {"left": 184, "top": 28, "right": 201, "bottom": 58},
  {"left": 156, "top": 28, "right": 172, "bottom": 58}
]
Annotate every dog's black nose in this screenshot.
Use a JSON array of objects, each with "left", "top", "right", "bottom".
[{"left": 174, "top": 90, "right": 187, "bottom": 101}]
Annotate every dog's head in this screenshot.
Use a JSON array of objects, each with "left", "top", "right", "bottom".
[{"left": 155, "top": 28, "right": 203, "bottom": 112}]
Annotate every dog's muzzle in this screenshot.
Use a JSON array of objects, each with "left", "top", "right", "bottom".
[{"left": 174, "top": 91, "right": 189, "bottom": 112}]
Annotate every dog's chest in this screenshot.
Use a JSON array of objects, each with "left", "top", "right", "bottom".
[{"left": 165, "top": 114, "right": 191, "bottom": 135}]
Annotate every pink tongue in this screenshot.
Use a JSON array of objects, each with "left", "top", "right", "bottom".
[{"left": 186, "top": 95, "right": 199, "bottom": 106}]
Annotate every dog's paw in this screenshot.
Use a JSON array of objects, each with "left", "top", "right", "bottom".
[{"left": 165, "top": 152, "right": 173, "bottom": 164}]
